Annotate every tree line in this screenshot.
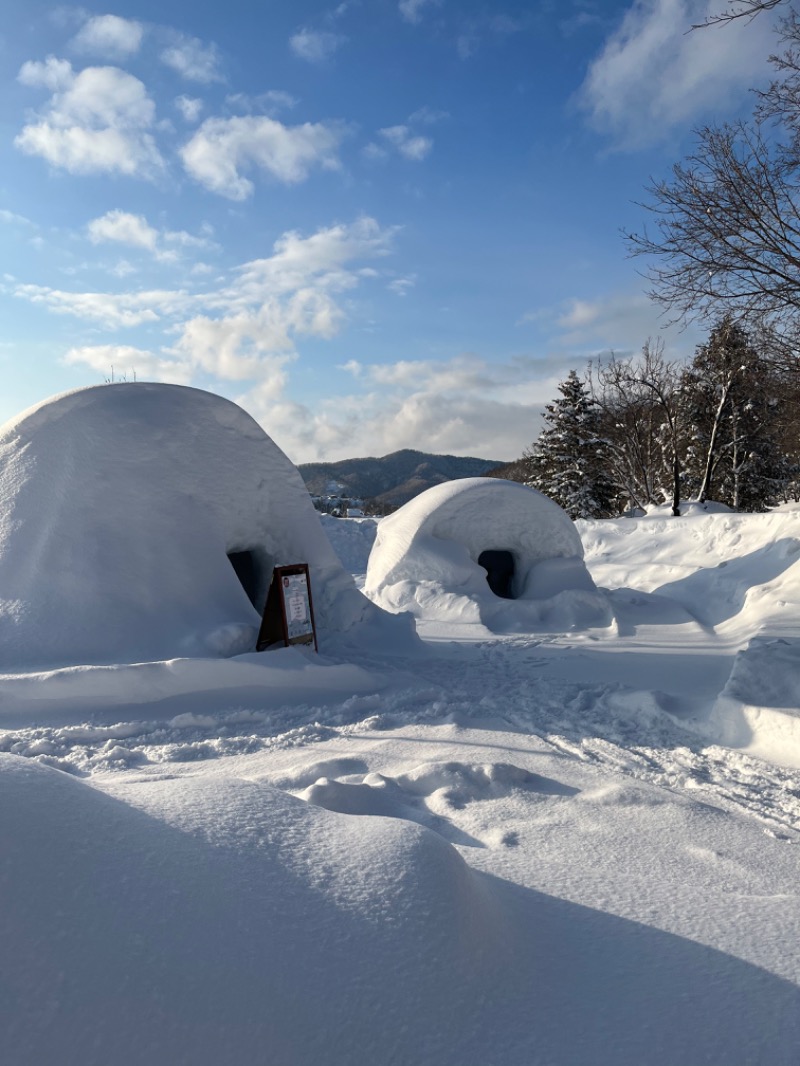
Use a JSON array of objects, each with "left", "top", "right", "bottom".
[{"left": 505, "top": 316, "right": 800, "bottom": 518}]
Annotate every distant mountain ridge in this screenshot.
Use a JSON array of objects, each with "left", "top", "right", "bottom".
[{"left": 299, "top": 448, "right": 504, "bottom": 509}]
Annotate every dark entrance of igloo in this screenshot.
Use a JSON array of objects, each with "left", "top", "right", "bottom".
[
  {"left": 478, "top": 549, "right": 515, "bottom": 599},
  {"left": 227, "top": 550, "right": 263, "bottom": 611}
]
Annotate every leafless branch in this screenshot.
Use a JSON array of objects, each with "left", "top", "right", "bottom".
[{"left": 691, "top": 0, "right": 784, "bottom": 30}]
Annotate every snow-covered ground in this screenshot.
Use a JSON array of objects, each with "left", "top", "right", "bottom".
[{"left": 4, "top": 504, "right": 800, "bottom": 1065}]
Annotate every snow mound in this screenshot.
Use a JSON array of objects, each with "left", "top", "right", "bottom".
[
  {"left": 4, "top": 751, "right": 798, "bottom": 1066},
  {"left": 0, "top": 753, "right": 500, "bottom": 1065},
  {"left": 365, "top": 478, "right": 611, "bottom": 631},
  {"left": 579, "top": 508, "right": 800, "bottom": 764},
  {"left": 319, "top": 513, "right": 378, "bottom": 577},
  {"left": 0, "top": 384, "right": 406, "bottom": 671}
]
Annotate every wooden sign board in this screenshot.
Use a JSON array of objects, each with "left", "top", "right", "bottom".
[{"left": 256, "top": 563, "right": 318, "bottom": 652}]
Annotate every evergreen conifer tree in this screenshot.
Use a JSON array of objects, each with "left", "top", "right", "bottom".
[{"left": 525, "top": 370, "right": 616, "bottom": 518}]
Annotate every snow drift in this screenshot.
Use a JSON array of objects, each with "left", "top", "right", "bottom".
[
  {"left": 365, "top": 478, "right": 611, "bottom": 630},
  {"left": 0, "top": 384, "right": 403, "bottom": 671},
  {"left": 3, "top": 750, "right": 798, "bottom": 1066}
]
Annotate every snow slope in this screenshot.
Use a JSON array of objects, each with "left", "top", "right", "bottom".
[{"left": 3, "top": 504, "right": 800, "bottom": 1065}]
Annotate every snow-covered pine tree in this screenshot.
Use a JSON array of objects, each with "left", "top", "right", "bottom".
[
  {"left": 682, "top": 316, "right": 790, "bottom": 510},
  {"left": 524, "top": 369, "right": 616, "bottom": 518}
]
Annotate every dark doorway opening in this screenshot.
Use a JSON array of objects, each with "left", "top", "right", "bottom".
[
  {"left": 478, "top": 549, "right": 515, "bottom": 599},
  {"left": 227, "top": 550, "right": 262, "bottom": 611}
]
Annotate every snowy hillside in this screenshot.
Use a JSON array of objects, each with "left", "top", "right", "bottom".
[{"left": 3, "top": 498, "right": 800, "bottom": 1064}]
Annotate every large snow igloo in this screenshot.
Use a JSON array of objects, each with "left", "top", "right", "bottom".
[
  {"left": 364, "top": 478, "right": 611, "bottom": 632},
  {"left": 0, "top": 383, "right": 401, "bottom": 670}
]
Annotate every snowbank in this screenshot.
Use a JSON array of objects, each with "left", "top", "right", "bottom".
[
  {"left": 0, "top": 384, "right": 408, "bottom": 672},
  {"left": 319, "top": 513, "right": 378, "bottom": 578},
  {"left": 579, "top": 507, "right": 800, "bottom": 765},
  {"left": 3, "top": 743, "right": 798, "bottom": 1066},
  {"left": 365, "top": 478, "right": 611, "bottom": 631}
]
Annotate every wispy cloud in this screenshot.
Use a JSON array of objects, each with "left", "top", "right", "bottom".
[
  {"left": 70, "top": 15, "right": 144, "bottom": 59},
  {"left": 521, "top": 287, "right": 704, "bottom": 360},
  {"left": 63, "top": 343, "right": 193, "bottom": 383},
  {"left": 13, "top": 283, "right": 195, "bottom": 328},
  {"left": 161, "top": 34, "right": 223, "bottom": 83},
  {"left": 387, "top": 274, "right": 416, "bottom": 296},
  {"left": 180, "top": 115, "right": 347, "bottom": 199},
  {"left": 15, "top": 60, "right": 163, "bottom": 178},
  {"left": 18, "top": 55, "right": 74, "bottom": 91},
  {"left": 579, "top": 0, "right": 776, "bottom": 149},
  {"left": 290, "top": 29, "right": 347, "bottom": 63},
  {"left": 175, "top": 95, "right": 203, "bottom": 123},
  {"left": 456, "top": 12, "right": 524, "bottom": 59},
  {"left": 0, "top": 209, "right": 34, "bottom": 227},
  {"left": 380, "top": 125, "right": 432, "bottom": 160},
  {"left": 34, "top": 218, "right": 396, "bottom": 417},
  {"left": 399, "top": 0, "right": 441, "bottom": 25},
  {"left": 225, "top": 90, "right": 298, "bottom": 115},
  {"left": 364, "top": 110, "right": 444, "bottom": 162},
  {"left": 245, "top": 351, "right": 563, "bottom": 463},
  {"left": 86, "top": 209, "right": 215, "bottom": 262}
]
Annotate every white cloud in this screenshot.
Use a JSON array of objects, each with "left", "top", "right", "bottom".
[
  {"left": 15, "top": 63, "right": 163, "bottom": 178},
  {"left": 523, "top": 287, "right": 704, "bottom": 361},
  {"left": 167, "top": 312, "right": 296, "bottom": 381},
  {"left": 225, "top": 90, "right": 297, "bottom": 115},
  {"left": 365, "top": 115, "right": 437, "bottom": 162},
  {"left": 87, "top": 209, "right": 217, "bottom": 263},
  {"left": 362, "top": 141, "right": 389, "bottom": 162},
  {"left": 71, "top": 15, "right": 144, "bottom": 59},
  {"left": 387, "top": 274, "right": 416, "bottom": 296},
  {"left": 226, "top": 218, "right": 396, "bottom": 306},
  {"left": 20, "top": 216, "right": 390, "bottom": 423},
  {"left": 148, "top": 217, "right": 394, "bottom": 383},
  {"left": 161, "top": 36, "right": 222, "bottom": 84},
  {"left": 13, "top": 282, "right": 195, "bottom": 328},
  {"left": 290, "top": 29, "right": 346, "bottom": 62},
  {"left": 580, "top": 0, "right": 776, "bottom": 149},
  {"left": 180, "top": 115, "right": 346, "bottom": 199},
  {"left": 109, "top": 259, "right": 137, "bottom": 277},
  {"left": 399, "top": 0, "right": 441, "bottom": 24},
  {"left": 380, "top": 124, "right": 432, "bottom": 160},
  {"left": 15, "top": 217, "right": 391, "bottom": 336},
  {"left": 16, "top": 216, "right": 408, "bottom": 458},
  {"left": 408, "top": 105, "right": 449, "bottom": 125},
  {"left": 0, "top": 209, "right": 34, "bottom": 226},
  {"left": 63, "top": 343, "right": 193, "bottom": 383},
  {"left": 237, "top": 351, "right": 560, "bottom": 463},
  {"left": 87, "top": 210, "right": 159, "bottom": 252},
  {"left": 175, "top": 95, "right": 203, "bottom": 123},
  {"left": 18, "top": 56, "right": 73, "bottom": 91}
]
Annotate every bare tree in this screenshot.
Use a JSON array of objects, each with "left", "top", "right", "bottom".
[
  {"left": 626, "top": 11, "right": 800, "bottom": 359},
  {"left": 588, "top": 343, "right": 684, "bottom": 514},
  {"left": 633, "top": 340, "right": 687, "bottom": 516},
  {"left": 691, "top": 0, "right": 784, "bottom": 29},
  {"left": 626, "top": 120, "right": 800, "bottom": 344}
]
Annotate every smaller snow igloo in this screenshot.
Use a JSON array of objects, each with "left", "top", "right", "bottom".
[
  {"left": 0, "top": 383, "right": 406, "bottom": 670},
  {"left": 364, "top": 478, "right": 611, "bottom": 632}
]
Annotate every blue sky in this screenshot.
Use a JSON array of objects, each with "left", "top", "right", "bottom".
[{"left": 0, "top": 0, "right": 780, "bottom": 462}]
